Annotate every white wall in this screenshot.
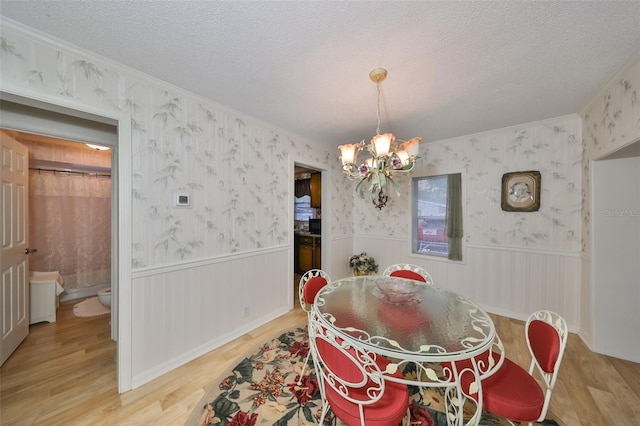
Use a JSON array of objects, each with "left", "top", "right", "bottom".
[
  {"left": 591, "top": 156, "right": 640, "bottom": 361},
  {"left": 581, "top": 50, "right": 640, "bottom": 348}
]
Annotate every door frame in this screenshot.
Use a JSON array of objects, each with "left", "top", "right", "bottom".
[
  {"left": 290, "top": 156, "right": 330, "bottom": 307},
  {"left": 0, "top": 88, "right": 133, "bottom": 393}
]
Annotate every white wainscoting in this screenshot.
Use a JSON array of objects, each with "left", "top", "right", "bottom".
[
  {"left": 579, "top": 254, "right": 592, "bottom": 348},
  {"left": 329, "top": 234, "right": 355, "bottom": 280},
  {"left": 355, "top": 236, "right": 581, "bottom": 332},
  {"left": 130, "top": 246, "right": 290, "bottom": 388}
]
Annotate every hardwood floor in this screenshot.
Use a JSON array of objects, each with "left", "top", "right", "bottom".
[{"left": 1, "top": 299, "right": 639, "bottom": 425}]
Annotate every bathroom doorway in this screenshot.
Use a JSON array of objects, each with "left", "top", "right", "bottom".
[
  {"left": 1, "top": 99, "right": 118, "bottom": 335},
  {"left": 0, "top": 92, "right": 133, "bottom": 391},
  {"left": 10, "top": 131, "right": 113, "bottom": 308}
]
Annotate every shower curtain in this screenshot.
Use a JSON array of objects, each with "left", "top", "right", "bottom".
[{"left": 29, "top": 171, "right": 111, "bottom": 291}]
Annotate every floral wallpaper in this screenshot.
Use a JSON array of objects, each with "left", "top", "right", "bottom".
[
  {"left": 581, "top": 52, "right": 640, "bottom": 257},
  {"left": 583, "top": 53, "right": 640, "bottom": 159},
  {"left": 354, "top": 116, "right": 583, "bottom": 253},
  {"left": 0, "top": 21, "right": 346, "bottom": 269}
]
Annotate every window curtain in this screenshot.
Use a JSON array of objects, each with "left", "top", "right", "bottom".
[
  {"left": 446, "top": 173, "right": 463, "bottom": 261},
  {"left": 295, "top": 178, "right": 311, "bottom": 198}
]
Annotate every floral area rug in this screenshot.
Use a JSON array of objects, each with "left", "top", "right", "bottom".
[{"left": 187, "top": 325, "right": 560, "bottom": 426}]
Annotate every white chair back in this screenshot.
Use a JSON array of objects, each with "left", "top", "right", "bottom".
[
  {"left": 525, "top": 310, "right": 568, "bottom": 421},
  {"left": 297, "top": 269, "right": 330, "bottom": 385},
  {"left": 308, "top": 311, "right": 386, "bottom": 425}
]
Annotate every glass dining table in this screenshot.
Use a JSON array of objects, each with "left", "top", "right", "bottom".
[{"left": 312, "top": 275, "right": 505, "bottom": 426}]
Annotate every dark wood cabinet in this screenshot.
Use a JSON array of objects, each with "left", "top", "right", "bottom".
[
  {"left": 310, "top": 172, "right": 321, "bottom": 208},
  {"left": 295, "top": 234, "right": 321, "bottom": 274},
  {"left": 313, "top": 236, "right": 321, "bottom": 269},
  {"left": 298, "top": 242, "right": 314, "bottom": 273}
]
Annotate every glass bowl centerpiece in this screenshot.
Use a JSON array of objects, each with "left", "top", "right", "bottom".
[{"left": 374, "top": 277, "right": 423, "bottom": 305}]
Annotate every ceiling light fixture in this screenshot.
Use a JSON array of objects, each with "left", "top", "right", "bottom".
[
  {"left": 338, "top": 68, "right": 421, "bottom": 210},
  {"left": 86, "top": 143, "right": 111, "bottom": 151}
]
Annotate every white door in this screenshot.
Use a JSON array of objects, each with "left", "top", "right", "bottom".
[{"left": 0, "top": 132, "right": 30, "bottom": 366}]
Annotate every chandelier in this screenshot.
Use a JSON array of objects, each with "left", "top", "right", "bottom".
[{"left": 338, "top": 68, "right": 421, "bottom": 209}]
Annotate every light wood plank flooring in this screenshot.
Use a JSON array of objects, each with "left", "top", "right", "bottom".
[{"left": 1, "top": 299, "right": 639, "bottom": 425}]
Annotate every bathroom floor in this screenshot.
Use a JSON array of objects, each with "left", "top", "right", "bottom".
[{"left": 0, "top": 300, "right": 115, "bottom": 424}]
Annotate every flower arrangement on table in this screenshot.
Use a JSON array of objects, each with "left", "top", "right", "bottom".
[{"left": 349, "top": 252, "right": 379, "bottom": 275}]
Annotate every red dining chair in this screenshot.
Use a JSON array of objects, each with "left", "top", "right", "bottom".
[
  {"left": 458, "top": 310, "right": 568, "bottom": 425},
  {"left": 382, "top": 263, "right": 433, "bottom": 285},
  {"left": 297, "top": 269, "right": 330, "bottom": 384},
  {"left": 308, "top": 311, "right": 410, "bottom": 426}
]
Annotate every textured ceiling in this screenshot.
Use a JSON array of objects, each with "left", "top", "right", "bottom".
[{"left": 1, "top": 1, "right": 639, "bottom": 147}]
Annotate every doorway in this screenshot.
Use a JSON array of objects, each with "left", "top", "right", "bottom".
[
  {"left": 12, "top": 131, "right": 113, "bottom": 304},
  {"left": 591, "top": 139, "right": 640, "bottom": 362},
  {"left": 293, "top": 164, "right": 323, "bottom": 305},
  {"left": 0, "top": 91, "right": 133, "bottom": 392}
]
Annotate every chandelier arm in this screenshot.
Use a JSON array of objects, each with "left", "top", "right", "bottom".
[
  {"left": 341, "top": 165, "right": 362, "bottom": 180},
  {"left": 392, "top": 161, "right": 417, "bottom": 174}
]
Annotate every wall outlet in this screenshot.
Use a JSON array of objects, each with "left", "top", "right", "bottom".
[{"left": 243, "top": 307, "right": 249, "bottom": 318}]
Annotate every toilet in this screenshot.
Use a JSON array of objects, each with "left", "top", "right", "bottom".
[{"left": 97, "top": 288, "right": 111, "bottom": 308}]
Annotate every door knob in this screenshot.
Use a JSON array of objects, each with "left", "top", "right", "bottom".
[{"left": 24, "top": 248, "right": 38, "bottom": 255}]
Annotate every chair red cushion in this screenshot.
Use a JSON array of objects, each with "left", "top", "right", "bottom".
[
  {"left": 325, "top": 382, "right": 409, "bottom": 426},
  {"left": 316, "top": 338, "right": 409, "bottom": 426},
  {"left": 390, "top": 270, "right": 426, "bottom": 282},
  {"left": 303, "top": 276, "right": 327, "bottom": 304},
  {"left": 528, "top": 320, "right": 561, "bottom": 373},
  {"left": 458, "top": 353, "right": 544, "bottom": 423}
]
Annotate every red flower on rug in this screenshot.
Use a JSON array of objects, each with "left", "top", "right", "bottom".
[
  {"left": 288, "top": 375, "right": 320, "bottom": 405},
  {"left": 228, "top": 410, "right": 258, "bottom": 426},
  {"left": 288, "top": 340, "right": 309, "bottom": 359}
]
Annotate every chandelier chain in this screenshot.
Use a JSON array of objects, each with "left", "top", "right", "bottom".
[{"left": 375, "top": 81, "right": 382, "bottom": 136}]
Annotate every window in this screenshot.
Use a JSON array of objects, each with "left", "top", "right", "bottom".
[
  {"left": 294, "top": 195, "right": 315, "bottom": 221},
  {"left": 412, "top": 173, "right": 463, "bottom": 260}
]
